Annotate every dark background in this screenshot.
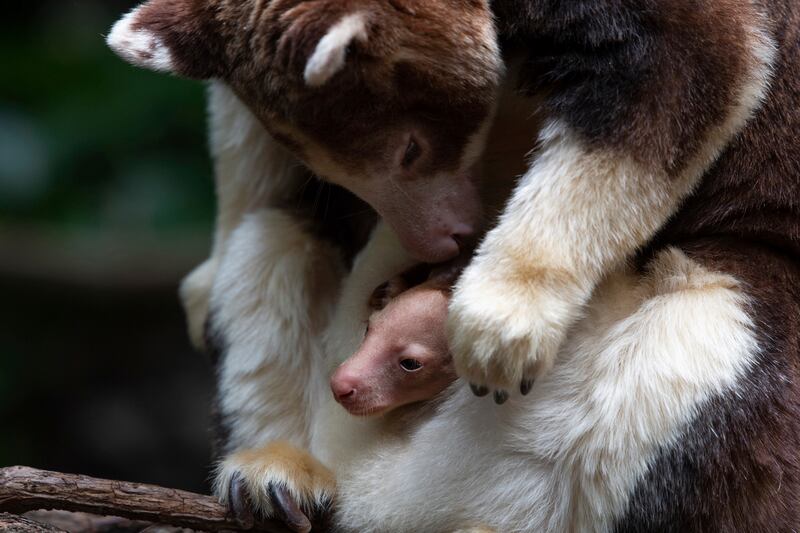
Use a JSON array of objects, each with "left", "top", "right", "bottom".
[{"left": 1, "top": 1, "right": 217, "bottom": 493}]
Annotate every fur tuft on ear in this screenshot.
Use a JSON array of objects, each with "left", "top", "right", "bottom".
[
  {"left": 107, "top": 0, "right": 220, "bottom": 79},
  {"left": 304, "top": 13, "right": 369, "bottom": 87},
  {"left": 107, "top": 7, "right": 175, "bottom": 73}
]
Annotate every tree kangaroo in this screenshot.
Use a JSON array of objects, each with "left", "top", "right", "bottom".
[{"left": 108, "top": 0, "right": 800, "bottom": 530}]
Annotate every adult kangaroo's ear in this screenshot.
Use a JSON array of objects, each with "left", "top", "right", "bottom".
[
  {"left": 274, "top": 3, "right": 372, "bottom": 87},
  {"left": 303, "top": 12, "right": 370, "bottom": 87},
  {"left": 107, "top": 0, "right": 221, "bottom": 79}
]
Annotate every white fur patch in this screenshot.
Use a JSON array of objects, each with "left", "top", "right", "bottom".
[
  {"left": 211, "top": 209, "right": 343, "bottom": 452},
  {"left": 304, "top": 13, "right": 368, "bottom": 87},
  {"left": 107, "top": 9, "right": 175, "bottom": 72},
  {"left": 328, "top": 248, "right": 759, "bottom": 532},
  {"left": 321, "top": 222, "right": 413, "bottom": 372},
  {"left": 179, "top": 258, "right": 216, "bottom": 349},
  {"left": 177, "top": 83, "right": 309, "bottom": 347},
  {"left": 539, "top": 249, "right": 758, "bottom": 531},
  {"left": 207, "top": 82, "right": 309, "bottom": 249}
]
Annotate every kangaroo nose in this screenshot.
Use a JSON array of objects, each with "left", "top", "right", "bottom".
[
  {"left": 331, "top": 377, "right": 358, "bottom": 404},
  {"left": 337, "top": 389, "right": 355, "bottom": 401},
  {"left": 451, "top": 221, "right": 476, "bottom": 243}
]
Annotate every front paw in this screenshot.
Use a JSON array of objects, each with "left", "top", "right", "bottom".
[
  {"left": 447, "top": 264, "right": 582, "bottom": 397},
  {"left": 214, "top": 442, "right": 336, "bottom": 533}
]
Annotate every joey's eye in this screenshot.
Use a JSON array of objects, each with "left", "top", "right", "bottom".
[
  {"left": 401, "top": 138, "right": 422, "bottom": 168},
  {"left": 400, "top": 358, "right": 423, "bottom": 372}
]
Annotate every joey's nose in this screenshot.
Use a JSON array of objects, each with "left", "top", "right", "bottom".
[
  {"left": 337, "top": 389, "right": 356, "bottom": 402},
  {"left": 331, "top": 378, "right": 357, "bottom": 404}
]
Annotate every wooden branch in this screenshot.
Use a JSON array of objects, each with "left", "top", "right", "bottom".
[
  {"left": 23, "top": 510, "right": 152, "bottom": 533},
  {"left": 0, "top": 467, "right": 290, "bottom": 532},
  {"left": 0, "top": 513, "right": 64, "bottom": 532}
]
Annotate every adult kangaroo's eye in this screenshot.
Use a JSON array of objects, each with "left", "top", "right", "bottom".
[
  {"left": 400, "top": 358, "right": 423, "bottom": 372},
  {"left": 401, "top": 137, "right": 422, "bottom": 168}
]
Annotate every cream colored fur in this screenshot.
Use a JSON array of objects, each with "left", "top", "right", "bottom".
[
  {"left": 179, "top": 258, "right": 216, "bottom": 348},
  {"left": 210, "top": 208, "right": 342, "bottom": 452},
  {"left": 323, "top": 245, "right": 758, "bottom": 532},
  {"left": 180, "top": 82, "right": 309, "bottom": 349},
  {"left": 194, "top": 20, "right": 774, "bottom": 531},
  {"left": 206, "top": 211, "right": 759, "bottom": 531},
  {"left": 447, "top": 23, "right": 776, "bottom": 390}
]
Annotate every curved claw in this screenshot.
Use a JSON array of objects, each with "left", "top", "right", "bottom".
[
  {"left": 470, "top": 383, "right": 490, "bottom": 397},
  {"left": 493, "top": 390, "right": 509, "bottom": 405},
  {"left": 229, "top": 473, "right": 255, "bottom": 529},
  {"left": 520, "top": 379, "right": 534, "bottom": 396},
  {"left": 269, "top": 483, "right": 312, "bottom": 533}
]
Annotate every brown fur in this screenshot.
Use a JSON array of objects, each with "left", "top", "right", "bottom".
[
  {"left": 111, "top": 0, "right": 501, "bottom": 261},
  {"left": 109, "top": 0, "right": 800, "bottom": 528},
  {"left": 133, "top": 0, "right": 499, "bottom": 174},
  {"left": 619, "top": 239, "right": 800, "bottom": 531},
  {"left": 496, "top": 0, "right": 760, "bottom": 174},
  {"left": 649, "top": 2, "right": 800, "bottom": 260}
]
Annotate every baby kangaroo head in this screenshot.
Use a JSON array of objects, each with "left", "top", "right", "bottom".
[{"left": 331, "top": 270, "right": 456, "bottom": 417}]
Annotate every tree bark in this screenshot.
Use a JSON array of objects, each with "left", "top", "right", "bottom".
[
  {"left": 0, "top": 467, "right": 288, "bottom": 532},
  {"left": 23, "top": 510, "right": 153, "bottom": 533},
  {"left": 0, "top": 513, "right": 64, "bottom": 532}
]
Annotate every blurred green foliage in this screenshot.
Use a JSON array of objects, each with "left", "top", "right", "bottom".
[
  {"left": 0, "top": 1, "right": 214, "bottom": 237},
  {"left": 0, "top": 3, "right": 217, "bottom": 490}
]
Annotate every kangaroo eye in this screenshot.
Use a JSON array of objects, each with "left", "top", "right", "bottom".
[
  {"left": 401, "top": 138, "right": 422, "bottom": 168},
  {"left": 400, "top": 358, "right": 423, "bottom": 372}
]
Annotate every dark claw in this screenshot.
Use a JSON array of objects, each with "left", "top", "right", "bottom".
[
  {"left": 229, "top": 473, "right": 255, "bottom": 529},
  {"left": 520, "top": 379, "right": 535, "bottom": 396},
  {"left": 493, "top": 390, "right": 509, "bottom": 405},
  {"left": 470, "top": 383, "right": 490, "bottom": 397},
  {"left": 269, "top": 483, "right": 312, "bottom": 533}
]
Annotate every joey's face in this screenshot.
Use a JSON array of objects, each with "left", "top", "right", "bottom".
[
  {"left": 330, "top": 285, "right": 456, "bottom": 417},
  {"left": 107, "top": 0, "right": 503, "bottom": 263}
]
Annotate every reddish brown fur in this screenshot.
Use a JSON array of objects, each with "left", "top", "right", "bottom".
[
  {"left": 495, "top": 0, "right": 758, "bottom": 174},
  {"left": 650, "top": 2, "right": 800, "bottom": 258},
  {"left": 113, "top": 0, "right": 501, "bottom": 261},
  {"left": 110, "top": 0, "right": 800, "bottom": 527},
  {"left": 134, "top": 0, "right": 499, "bottom": 174},
  {"left": 617, "top": 3, "right": 800, "bottom": 527}
]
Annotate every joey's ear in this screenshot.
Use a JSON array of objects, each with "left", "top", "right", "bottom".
[
  {"left": 107, "top": 0, "right": 220, "bottom": 79},
  {"left": 303, "top": 13, "right": 369, "bottom": 87},
  {"left": 367, "top": 263, "right": 431, "bottom": 311},
  {"left": 368, "top": 277, "right": 409, "bottom": 312}
]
